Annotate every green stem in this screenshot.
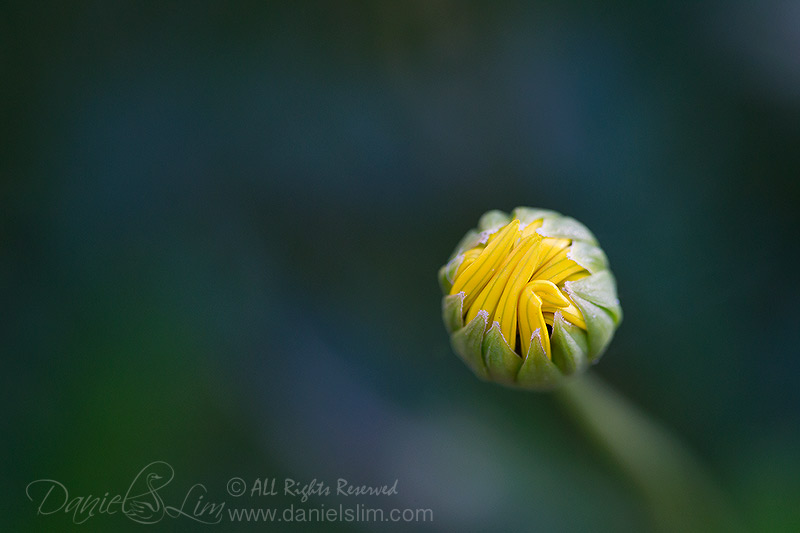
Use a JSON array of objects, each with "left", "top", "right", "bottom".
[{"left": 556, "top": 372, "right": 742, "bottom": 533}]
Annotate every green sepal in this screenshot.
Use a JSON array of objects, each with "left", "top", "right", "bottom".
[
  {"left": 442, "top": 293, "right": 465, "bottom": 334},
  {"left": 567, "top": 293, "right": 616, "bottom": 361},
  {"left": 449, "top": 229, "right": 482, "bottom": 261},
  {"left": 437, "top": 263, "right": 450, "bottom": 294},
  {"left": 565, "top": 271, "right": 622, "bottom": 324},
  {"left": 450, "top": 310, "right": 490, "bottom": 380},
  {"left": 516, "top": 330, "right": 564, "bottom": 390},
  {"left": 511, "top": 207, "right": 560, "bottom": 226},
  {"left": 550, "top": 312, "right": 589, "bottom": 375},
  {"left": 477, "top": 210, "right": 511, "bottom": 233},
  {"left": 438, "top": 255, "right": 465, "bottom": 294},
  {"left": 537, "top": 216, "right": 598, "bottom": 245},
  {"left": 567, "top": 242, "right": 609, "bottom": 274},
  {"left": 482, "top": 322, "right": 523, "bottom": 385}
]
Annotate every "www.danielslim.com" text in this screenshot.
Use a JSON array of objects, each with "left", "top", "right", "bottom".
[{"left": 228, "top": 504, "right": 432, "bottom": 523}]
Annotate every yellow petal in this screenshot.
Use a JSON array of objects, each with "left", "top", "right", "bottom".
[
  {"left": 560, "top": 271, "right": 590, "bottom": 283},
  {"left": 558, "top": 297, "right": 587, "bottom": 330},
  {"left": 450, "top": 220, "right": 520, "bottom": 307},
  {"left": 520, "top": 219, "right": 544, "bottom": 239},
  {"left": 528, "top": 279, "right": 570, "bottom": 308},
  {"left": 465, "top": 233, "right": 536, "bottom": 327},
  {"left": 453, "top": 248, "right": 483, "bottom": 280},
  {"left": 518, "top": 287, "right": 550, "bottom": 360},
  {"left": 493, "top": 235, "right": 543, "bottom": 351},
  {"left": 537, "top": 238, "right": 571, "bottom": 265},
  {"left": 535, "top": 259, "right": 585, "bottom": 285}
]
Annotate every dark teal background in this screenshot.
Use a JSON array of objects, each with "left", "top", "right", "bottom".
[{"left": 5, "top": 2, "right": 800, "bottom": 531}]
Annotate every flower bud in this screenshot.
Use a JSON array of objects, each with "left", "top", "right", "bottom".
[{"left": 439, "top": 208, "right": 622, "bottom": 390}]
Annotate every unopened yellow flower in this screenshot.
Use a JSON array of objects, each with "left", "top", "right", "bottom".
[{"left": 439, "top": 208, "right": 622, "bottom": 390}]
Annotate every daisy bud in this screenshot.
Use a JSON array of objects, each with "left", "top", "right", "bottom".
[{"left": 439, "top": 208, "right": 622, "bottom": 390}]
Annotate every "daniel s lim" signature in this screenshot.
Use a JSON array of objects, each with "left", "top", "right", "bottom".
[{"left": 26, "top": 461, "right": 224, "bottom": 524}]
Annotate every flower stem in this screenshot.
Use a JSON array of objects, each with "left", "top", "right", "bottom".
[{"left": 556, "top": 372, "right": 743, "bottom": 533}]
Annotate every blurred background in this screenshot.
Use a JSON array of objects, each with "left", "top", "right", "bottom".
[{"left": 4, "top": 1, "right": 800, "bottom": 531}]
